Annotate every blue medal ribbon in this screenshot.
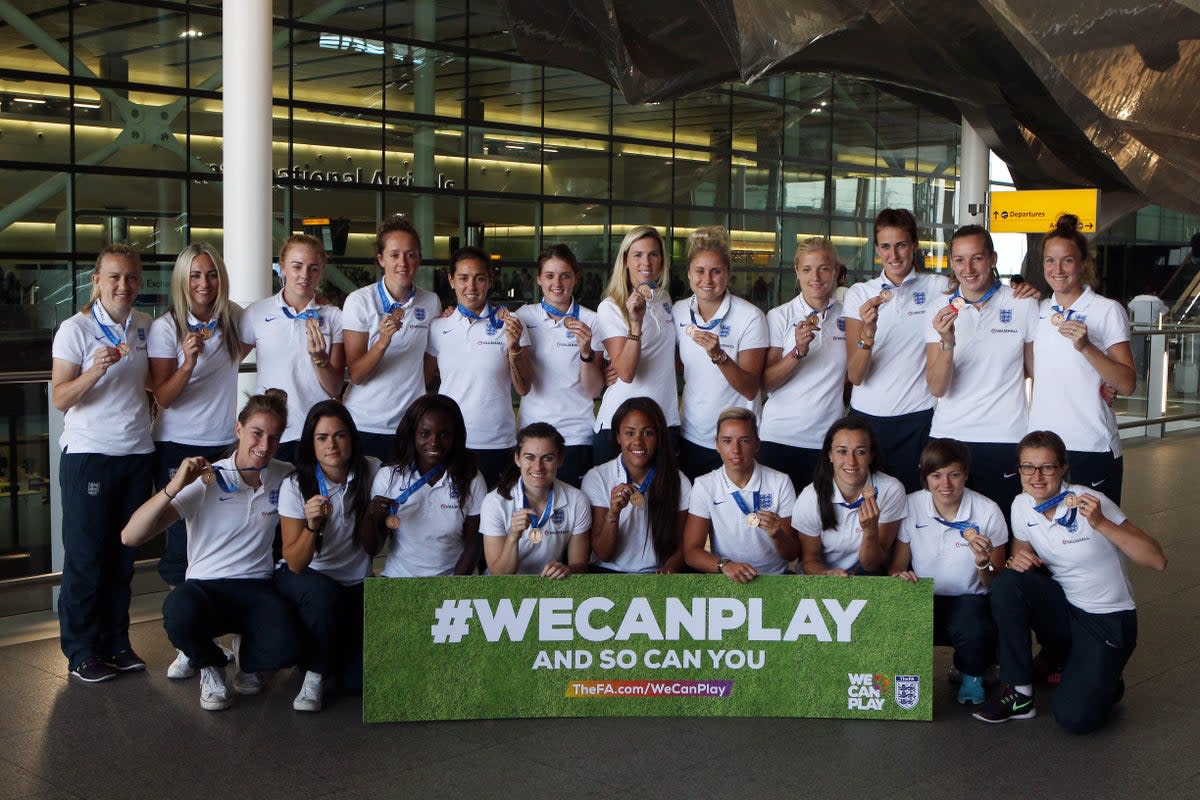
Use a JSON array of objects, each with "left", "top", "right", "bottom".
[
  {"left": 211, "top": 463, "right": 261, "bottom": 494},
  {"left": 376, "top": 280, "right": 416, "bottom": 315},
  {"left": 188, "top": 319, "right": 218, "bottom": 336},
  {"left": 729, "top": 489, "right": 761, "bottom": 515},
  {"left": 457, "top": 303, "right": 502, "bottom": 331},
  {"left": 91, "top": 305, "right": 129, "bottom": 348},
  {"left": 837, "top": 481, "right": 875, "bottom": 510},
  {"left": 1050, "top": 304, "right": 1077, "bottom": 322},
  {"left": 541, "top": 300, "right": 579, "bottom": 321},
  {"left": 688, "top": 297, "right": 724, "bottom": 331},
  {"left": 935, "top": 517, "right": 979, "bottom": 538},
  {"left": 1033, "top": 489, "right": 1078, "bottom": 529},
  {"left": 523, "top": 482, "right": 556, "bottom": 531},
  {"left": 621, "top": 461, "right": 656, "bottom": 496},
  {"left": 316, "top": 466, "right": 330, "bottom": 499},
  {"left": 391, "top": 465, "right": 445, "bottom": 511},
  {"left": 282, "top": 305, "right": 321, "bottom": 322},
  {"left": 951, "top": 280, "right": 1000, "bottom": 309}
]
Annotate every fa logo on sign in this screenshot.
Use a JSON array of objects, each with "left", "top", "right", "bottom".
[
  {"left": 87, "top": 482, "right": 101, "bottom": 496},
  {"left": 895, "top": 675, "right": 920, "bottom": 710}
]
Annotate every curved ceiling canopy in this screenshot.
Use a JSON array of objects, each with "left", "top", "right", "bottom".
[{"left": 501, "top": 0, "right": 1200, "bottom": 215}]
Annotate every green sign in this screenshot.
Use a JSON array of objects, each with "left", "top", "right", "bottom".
[{"left": 364, "top": 575, "right": 933, "bottom": 722}]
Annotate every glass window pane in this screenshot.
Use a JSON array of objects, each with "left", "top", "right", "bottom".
[
  {"left": 468, "top": 57, "right": 541, "bottom": 128},
  {"left": 544, "top": 67, "right": 610, "bottom": 136},
  {"left": 72, "top": 2, "right": 189, "bottom": 87},
  {"left": 545, "top": 136, "right": 610, "bottom": 199},
  {"left": 614, "top": 143, "right": 672, "bottom": 206}
]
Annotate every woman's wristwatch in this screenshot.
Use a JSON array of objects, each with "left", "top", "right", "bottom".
[{"left": 716, "top": 557, "right": 731, "bottom": 574}]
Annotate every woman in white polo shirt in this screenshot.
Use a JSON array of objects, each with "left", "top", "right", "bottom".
[
  {"left": 673, "top": 226, "right": 768, "bottom": 479},
  {"left": 684, "top": 408, "right": 799, "bottom": 582},
  {"left": 276, "top": 400, "right": 379, "bottom": 712},
  {"left": 926, "top": 225, "right": 1038, "bottom": 516},
  {"left": 360, "top": 394, "right": 487, "bottom": 577},
  {"left": 583, "top": 397, "right": 692, "bottom": 573},
  {"left": 122, "top": 390, "right": 299, "bottom": 712},
  {"left": 1028, "top": 214, "right": 1135, "bottom": 503},
  {"left": 240, "top": 234, "right": 345, "bottom": 464},
  {"left": 426, "top": 246, "right": 530, "bottom": 487},
  {"left": 593, "top": 226, "right": 679, "bottom": 465},
  {"left": 890, "top": 438, "right": 1008, "bottom": 706},
  {"left": 51, "top": 244, "right": 155, "bottom": 683},
  {"left": 342, "top": 216, "right": 441, "bottom": 461},
  {"left": 516, "top": 244, "right": 603, "bottom": 487},
  {"left": 794, "top": 417, "right": 906, "bottom": 576},
  {"left": 760, "top": 236, "right": 848, "bottom": 492},
  {"left": 973, "top": 430, "right": 1165, "bottom": 732},
  {"left": 148, "top": 243, "right": 242, "bottom": 594},
  {"left": 481, "top": 423, "right": 591, "bottom": 577}
]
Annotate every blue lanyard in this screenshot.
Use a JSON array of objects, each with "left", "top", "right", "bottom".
[
  {"left": 730, "top": 489, "right": 761, "bottom": 515},
  {"left": 621, "top": 461, "right": 656, "bottom": 496},
  {"left": 838, "top": 482, "right": 875, "bottom": 510},
  {"left": 188, "top": 319, "right": 217, "bottom": 335},
  {"left": 1050, "top": 305, "right": 1077, "bottom": 321},
  {"left": 540, "top": 300, "right": 579, "bottom": 321},
  {"left": 951, "top": 281, "right": 1000, "bottom": 308},
  {"left": 376, "top": 280, "right": 415, "bottom": 315},
  {"left": 523, "top": 482, "right": 556, "bottom": 530},
  {"left": 212, "top": 464, "right": 260, "bottom": 493},
  {"left": 1033, "top": 489, "right": 1078, "bottom": 528},
  {"left": 91, "top": 306, "right": 128, "bottom": 347},
  {"left": 282, "top": 305, "right": 321, "bottom": 322},
  {"left": 935, "top": 517, "right": 978, "bottom": 538},
  {"left": 457, "top": 303, "right": 502, "bottom": 329},
  {"left": 391, "top": 465, "right": 445, "bottom": 510},
  {"left": 688, "top": 297, "right": 723, "bottom": 331}
]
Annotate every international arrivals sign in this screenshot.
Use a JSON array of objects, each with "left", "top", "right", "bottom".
[{"left": 363, "top": 575, "right": 933, "bottom": 722}]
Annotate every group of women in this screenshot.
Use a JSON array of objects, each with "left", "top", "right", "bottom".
[{"left": 49, "top": 208, "right": 1164, "bottom": 734}]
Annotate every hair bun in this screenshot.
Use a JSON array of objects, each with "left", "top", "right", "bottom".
[
  {"left": 1054, "top": 214, "right": 1081, "bottom": 234},
  {"left": 688, "top": 226, "right": 731, "bottom": 255}
]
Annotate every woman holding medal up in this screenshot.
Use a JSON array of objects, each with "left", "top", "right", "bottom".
[
  {"left": 1028, "top": 214, "right": 1135, "bottom": 503},
  {"left": 481, "top": 423, "right": 592, "bottom": 578},
  {"left": 760, "top": 236, "right": 848, "bottom": 492},
  {"left": 583, "top": 397, "right": 691, "bottom": 573},
  {"left": 793, "top": 417, "right": 907, "bottom": 576},
  {"left": 684, "top": 408, "right": 799, "bottom": 583},
  {"left": 51, "top": 244, "right": 155, "bottom": 683},
  {"left": 360, "top": 394, "right": 486, "bottom": 577},
  {"left": 240, "top": 234, "right": 345, "bottom": 464},
  {"left": 122, "top": 390, "right": 298, "bottom": 712},
  {"left": 926, "top": 225, "right": 1038, "bottom": 516},
  {"left": 342, "top": 216, "right": 442, "bottom": 461},
  {"left": 593, "top": 226, "right": 679, "bottom": 465},
  {"left": 276, "top": 400, "right": 379, "bottom": 711},
  {"left": 515, "top": 244, "right": 604, "bottom": 487},
  {"left": 973, "top": 430, "right": 1165, "bottom": 732},
  {"left": 148, "top": 244, "right": 242, "bottom": 596},
  {"left": 889, "top": 438, "right": 1008, "bottom": 706},
  {"left": 672, "top": 226, "right": 768, "bottom": 479},
  {"left": 426, "top": 246, "right": 530, "bottom": 488}
]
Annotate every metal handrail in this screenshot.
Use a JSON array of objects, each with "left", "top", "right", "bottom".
[{"left": 0, "top": 558, "right": 161, "bottom": 592}]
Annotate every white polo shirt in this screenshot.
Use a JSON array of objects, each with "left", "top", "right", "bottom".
[
  {"left": 341, "top": 283, "right": 441, "bottom": 435},
  {"left": 426, "top": 306, "right": 530, "bottom": 450},
  {"left": 515, "top": 302, "right": 600, "bottom": 446},
  {"left": 171, "top": 457, "right": 291, "bottom": 581},
  {"left": 148, "top": 309, "right": 241, "bottom": 447},
  {"left": 688, "top": 463, "right": 797, "bottom": 574},
  {"left": 594, "top": 292, "right": 680, "bottom": 430},
  {"left": 792, "top": 472, "right": 907, "bottom": 571},
  {"left": 277, "top": 458, "right": 381, "bottom": 586},
  {"left": 897, "top": 488, "right": 1009, "bottom": 596},
  {"left": 240, "top": 292, "right": 344, "bottom": 443},
  {"left": 760, "top": 296, "right": 848, "bottom": 449},
  {"left": 673, "top": 293, "right": 769, "bottom": 446},
  {"left": 843, "top": 271, "right": 948, "bottom": 416},
  {"left": 581, "top": 457, "right": 693, "bottom": 573},
  {"left": 927, "top": 285, "right": 1037, "bottom": 443},
  {"left": 52, "top": 306, "right": 154, "bottom": 455},
  {"left": 371, "top": 465, "right": 487, "bottom": 578},
  {"left": 1011, "top": 483, "right": 1133, "bottom": 613},
  {"left": 1029, "top": 288, "right": 1129, "bottom": 454},
  {"left": 480, "top": 479, "right": 591, "bottom": 575}
]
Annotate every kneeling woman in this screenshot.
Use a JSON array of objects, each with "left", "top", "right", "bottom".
[
  {"left": 974, "top": 430, "right": 1166, "bottom": 733},
  {"left": 276, "top": 400, "right": 378, "bottom": 712},
  {"left": 794, "top": 417, "right": 907, "bottom": 576},
  {"left": 890, "top": 438, "right": 1008, "bottom": 705},
  {"left": 684, "top": 408, "right": 800, "bottom": 583},
  {"left": 122, "top": 390, "right": 298, "bottom": 711},
  {"left": 361, "top": 394, "right": 487, "bottom": 578},
  {"left": 481, "top": 423, "right": 591, "bottom": 578},
  {"left": 582, "top": 397, "right": 692, "bottom": 573}
]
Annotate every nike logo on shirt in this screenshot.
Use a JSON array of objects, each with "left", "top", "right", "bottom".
[
  {"left": 218, "top": 496, "right": 235, "bottom": 502},
  {"left": 441, "top": 328, "right": 453, "bottom": 335},
  {"left": 264, "top": 315, "right": 278, "bottom": 322},
  {"left": 94, "top": 334, "right": 106, "bottom": 340},
  {"left": 914, "top": 523, "right": 928, "bottom": 528},
  {"left": 713, "top": 499, "right": 725, "bottom": 505},
  {"left": 1091, "top": 480, "right": 1105, "bottom": 487},
  {"left": 1002, "top": 472, "right": 1018, "bottom": 478},
  {"left": 1026, "top": 521, "right": 1038, "bottom": 527}
]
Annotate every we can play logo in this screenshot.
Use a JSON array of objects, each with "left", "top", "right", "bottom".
[{"left": 847, "top": 672, "right": 891, "bottom": 711}]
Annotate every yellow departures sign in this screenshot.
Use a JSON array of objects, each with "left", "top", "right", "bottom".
[{"left": 988, "top": 188, "right": 1098, "bottom": 234}]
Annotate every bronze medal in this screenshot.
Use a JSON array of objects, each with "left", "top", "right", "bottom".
[
  {"left": 386, "top": 514, "right": 401, "bottom": 530},
  {"left": 745, "top": 512, "right": 761, "bottom": 528},
  {"left": 1063, "top": 493, "right": 1078, "bottom": 509},
  {"left": 629, "top": 490, "right": 645, "bottom": 507},
  {"left": 963, "top": 527, "right": 979, "bottom": 541},
  {"left": 200, "top": 470, "right": 215, "bottom": 486},
  {"left": 950, "top": 297, "right": 966, "bottom": 311},
  {"left": 861, "top": 484, "right": 876, "bottom": 500},
  {"left": 528, "top": 528, "right": 544, "bottom": 544},
  {"left": 117, "top": 342, "right": 130, "bottom": 356},
  {"left": 319, "top": 501, "right": 333, "bottom": 517},
  {"left": 195, "top": 327, "right": 211, "bottom": 341},
  {"left": 684, "top": 324, "right": 698, "bottom": 340},
  {"left": 878, "top": 289, "right": 892, "bottom": 303},
  {"left": 636, "top": 283, "right": 655, "bottom": 299},
  {"left": 1051, "top": 312, "right": 1065, "bottom": 327},
  {"left": 389, "top": 308, "right": 405, "bottom": 328},
  {"left": 806, "top": 313, "right": 820, "bottom": 328}
]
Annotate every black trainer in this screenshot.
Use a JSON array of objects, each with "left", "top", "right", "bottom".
[
  {"left": 1032, "top": 650, "right": 1063, "bottom": 685},
  {"left": 973, "top": 685, "right": 1037, "bottom": 723},
  {"left": 69, "top": 657, "right": 119, "bottom": 683},
  {"left": 107, "top": 649, "right": 147, "bottom": 672}
]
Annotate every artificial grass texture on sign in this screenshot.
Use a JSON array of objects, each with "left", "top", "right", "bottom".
[{"left": 364, "top": 574, "right": 933, "bottom": 723}]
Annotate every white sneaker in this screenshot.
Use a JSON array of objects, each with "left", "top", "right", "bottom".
[
  {"left": 199, "top": 666, "right": 231, "bottom": 711},
  {"left": 229, "top": 634, "right": 264, "bottom": 695},
  {"left": 292, "top": 671, "right": 325, "bottom": 712},
  {"left": 167, "top": 649, "right": 194, "bottom": 680}
]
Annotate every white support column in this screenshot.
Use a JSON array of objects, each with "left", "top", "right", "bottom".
[
  {"left": 1146, "top": 331, "right": 1168, "bottom": 438},
  {"left": 223, "top": 1, "right": 274, "bottom": 308},
  {"left": 958, "top": 116, "right": 989, "bottom": 226}
]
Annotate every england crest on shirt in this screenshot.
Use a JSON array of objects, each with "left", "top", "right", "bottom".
[
  {"left": 837, "top": 317, "right": 847, "bottom": 332},
  {"left": 552, "top": 509, "right": 566, "bottom": 525},
  {"left": 269, "top": 489, "right": 280, "bottom": 506},
  {"left": 999, "top": 308, "right": 1012, "bottom": 324},
  {"left": 415, "top": 308, "right": 426, "bottom": 321},
  {"left": 913, "top": 292, "right": 926, "bottom": 305},
  {"left": 759, "top": 494, "right": 774, "bottom": 510}
]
